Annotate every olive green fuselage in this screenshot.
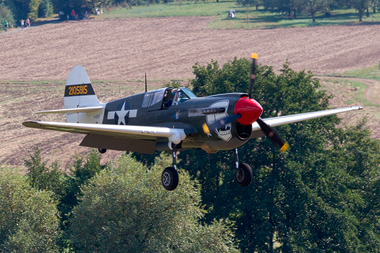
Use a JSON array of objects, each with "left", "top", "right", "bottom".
[{"left": 99, "top": 87, "right": 252, "bottom": 153}]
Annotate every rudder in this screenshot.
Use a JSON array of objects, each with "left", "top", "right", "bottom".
[{"left": 64, "top": 65, "right": 103, "bottom": 123}]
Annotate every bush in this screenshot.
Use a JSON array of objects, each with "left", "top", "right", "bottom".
[
  {"left": 68, "top": 153, "right": 239, "bottom": 252},
  {"left": 0, "top": 166, "right": 59, "bottom": 252}
]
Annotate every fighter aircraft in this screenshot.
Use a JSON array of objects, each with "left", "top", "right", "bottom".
[{"left": 23, "top": 54, "right": 363, "bottom": 191}]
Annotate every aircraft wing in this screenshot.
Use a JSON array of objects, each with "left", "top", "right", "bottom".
[
  {"left": 251, "top": 106, "right": 363, "bottom": 138},
  {"left": 22, "top": 121, "right": 186, "bottom": 145}
]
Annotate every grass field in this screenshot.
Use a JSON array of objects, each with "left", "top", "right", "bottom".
[
  {"left": 339, "top": 64, "right": 380, "bottom": 81},
  {"left": 98, "top": 1, "right": 380, "bottom": 29}
]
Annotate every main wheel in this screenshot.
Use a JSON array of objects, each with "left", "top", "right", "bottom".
[
  {"left": 161, "top": 167, "right": 179, "bottom": 191},
  {"left": 98, "top": 148, "right": 107, "bottom": 154},
  {"left": 235, "top": 163, "right": 253, "bottom": 186}
]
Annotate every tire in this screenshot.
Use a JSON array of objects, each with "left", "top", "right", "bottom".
[
  {"left": 161, "top": 167, "right": 179, "bottom": 191},
  {"left": 98, "top": 148, "right": 107, "bottom": 154},
  {"left": 235, "top": 163, "right": 253, "bottom": 186}
]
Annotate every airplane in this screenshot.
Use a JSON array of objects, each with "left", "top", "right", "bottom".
[{"left": 23, "top": 54, "right": 363, "bottom": 191}]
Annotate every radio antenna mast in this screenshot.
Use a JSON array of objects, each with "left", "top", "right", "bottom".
[{"left": 145, "top": 73, "right": 147, "bottom": 93}]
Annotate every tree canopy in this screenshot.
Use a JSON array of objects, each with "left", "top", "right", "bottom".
[
  {"left": 2, "top": 57, "right": 380, "bottom": 251},
  {"left": 0, "top": 166, "right": 59, "bottom": 252},
  {"left": 68, "top": 154, "right": 239, "bottom": 252},
  {"left": 174, "top": 57, "right": 380, "bottom": 252}
]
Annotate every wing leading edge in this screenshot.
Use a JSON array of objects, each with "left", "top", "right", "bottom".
[
  {"left": 251, "top": 106, "right": 363, "bottom": 138},
  {"left": 22, "top": 121, "right": 186, "bottom": 145}
]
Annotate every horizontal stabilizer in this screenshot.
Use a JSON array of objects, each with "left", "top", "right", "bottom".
[{"left": 35, "top": 106, "right": 104, "bottom": 114}]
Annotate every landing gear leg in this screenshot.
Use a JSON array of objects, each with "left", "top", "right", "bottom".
[
  {"left": 234, "top": 148, "right": 239, "bottom": 170},
  {"left": 161, "top": 144, "right": 179, "bottom": 191},
  {"left": 234, "top": 148, "right": 253, "bottom": 186}
]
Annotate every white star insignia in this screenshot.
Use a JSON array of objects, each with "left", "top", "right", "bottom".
[{"left": 116, "top": 102, "right": 129, "bottom": 125}]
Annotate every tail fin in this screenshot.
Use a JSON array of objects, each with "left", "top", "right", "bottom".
[{"left": 64, "top": 66, "right": 103, "bottom": 123}]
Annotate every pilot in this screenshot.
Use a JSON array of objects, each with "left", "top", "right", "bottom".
[
  {"left": 163, "top": 89, "right": 174, "bottom": 108},
  {"left": 172, "top": 89, "right": 180, "bottom": 105}
]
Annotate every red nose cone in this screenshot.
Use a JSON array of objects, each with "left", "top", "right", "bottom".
[{"left": 234, "top": 97, "right": 263, "bottom": 125}]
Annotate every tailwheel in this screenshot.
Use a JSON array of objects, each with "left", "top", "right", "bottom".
[
  {"left": 235, "top": 163, "right": 253, "bottom": 186},
  {"left": 161, "top": 167, "right": 179, "bottom": 191}
]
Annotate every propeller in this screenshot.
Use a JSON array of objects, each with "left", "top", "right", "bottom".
[
  {"left": 202, "top": 53, "right": 289, "bottom": 152},
  {"left": 249, "top": 54, "right": 289, "bottom": 152},
  {"left": 256, "top": 118, "right": 289, "bottom": 152}
]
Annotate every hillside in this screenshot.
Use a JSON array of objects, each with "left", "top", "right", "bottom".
[{"left": 1, "top": 17, "right": 379, "bottom": 167}]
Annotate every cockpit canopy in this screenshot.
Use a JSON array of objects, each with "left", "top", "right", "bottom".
[{"left": 142, "top": 87, "right": 197, "bottom": 110}]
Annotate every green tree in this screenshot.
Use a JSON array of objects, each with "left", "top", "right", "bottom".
[
  {"left": 0, "top": 166, "right": 59, "bottom": 252},
  {"left": 24, "top": 148, "right": 107, "bottom": 250},
  {"left": 38, "top": 0, "right": 53, "bottom": 18},
  {"left": 27, "top": 0, "right": 40, "bottom": 20},
  {"left": 68, "top": 153, "right": 239, "bottom": 252},
  {"left": 25, "top": 146, "right": 66, "bottom": 197},
  {"left": 328, "top": 119, "right": 380, "bottom": 251},
  {"left": 349, "top": 0, "right": 371, "bottom": 21},
  {"left": 0, "top": 3, "right": 15, "bottom": 31},
  {"left": 58, "top": 149, "right": 106, "bottom": 226},
  {"left": 236, "top": 0, "right": 261, "bottom": 9},
  {"left": 179, "top": 57, "right": 380, "bottom": 252},
  {"left": 5, "top": 0, "right": 41, "bottom": 22},
  {"left": 305, "top": 0, "right": 329, "bottom": 22}
]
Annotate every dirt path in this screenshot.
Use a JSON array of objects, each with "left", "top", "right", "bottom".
[
  {"left": 317, "top": 76, "right": 380, "bottom": 138},
  {"left": 353, "top": 78, "right": 380, "bottom": 104},
  {"left": 317, "top": 76, "right": 380, "bottom": 105}
]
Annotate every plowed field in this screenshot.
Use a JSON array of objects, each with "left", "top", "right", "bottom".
[{"left": 1, "top": 17, "right": 379, "bottom": 167}]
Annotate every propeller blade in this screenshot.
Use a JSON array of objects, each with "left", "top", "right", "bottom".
[
  {"left": 256, "top": 118, "right": 289, "bottom": 152},
  {"left": 202, "top": 113, "right": 241, "bottom": 135},
  {"left": 249, "top": 53, "right": 258, "bottom": 99}
]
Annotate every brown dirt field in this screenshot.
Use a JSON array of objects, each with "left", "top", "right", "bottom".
[
  {"left": 318, "top": 76, "right": 380, "bottom": 137},
  {"left": 1, "top": 17, "right": 379, "bottom": 167}
]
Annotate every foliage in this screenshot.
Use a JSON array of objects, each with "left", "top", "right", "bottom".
[
  {"left": 59, "top": 149, "right": 106, "bottom": 221},
  {"left": 173, "top": 57, "right": 380, "bottom": 252},
  {"left": 348, "top": 0, "right": 371, "bottom": 21},
  {"left": 0, "top": 3, "right": 14, "bottom": 30},
  {"left": 4, "top": 55, "right": 380, "bottom": 252},
  {"left": 304, "top": 0, "right": 329, "bottom": 22},
  {"left": 68, "top": 153, "right": 239, "bottom": 252},
  {"left": 2, "top": 0, "right": 45, "bottom": 22},
  {"left": 25, "top": 146, "right": 66, "bottom": 197},
  {"left": 1, "top": 0, "right": 379, "bottom": 27},
  {"left": 39, "top": 0, "right": 53, "bottom": 18},
  {"left": 24, "top": 148, "right": 107, "bottom": 250},
  {"left": 0, "top": 166, "right": 59, "bottom": 252},
  {"left": 27, "top": 0, "right": 40, "bottom": 20}
]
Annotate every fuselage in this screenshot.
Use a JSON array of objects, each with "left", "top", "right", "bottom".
[{"left": 101, "top": 87, "right": 263, "bottom": 153}]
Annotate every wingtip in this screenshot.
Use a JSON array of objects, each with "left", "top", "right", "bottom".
[
  {"left": 22, "top": 121, "right": 37, "bottom": 127},
  {"left": 350, "top": 105, "right": 363, "bottom": 110}
]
